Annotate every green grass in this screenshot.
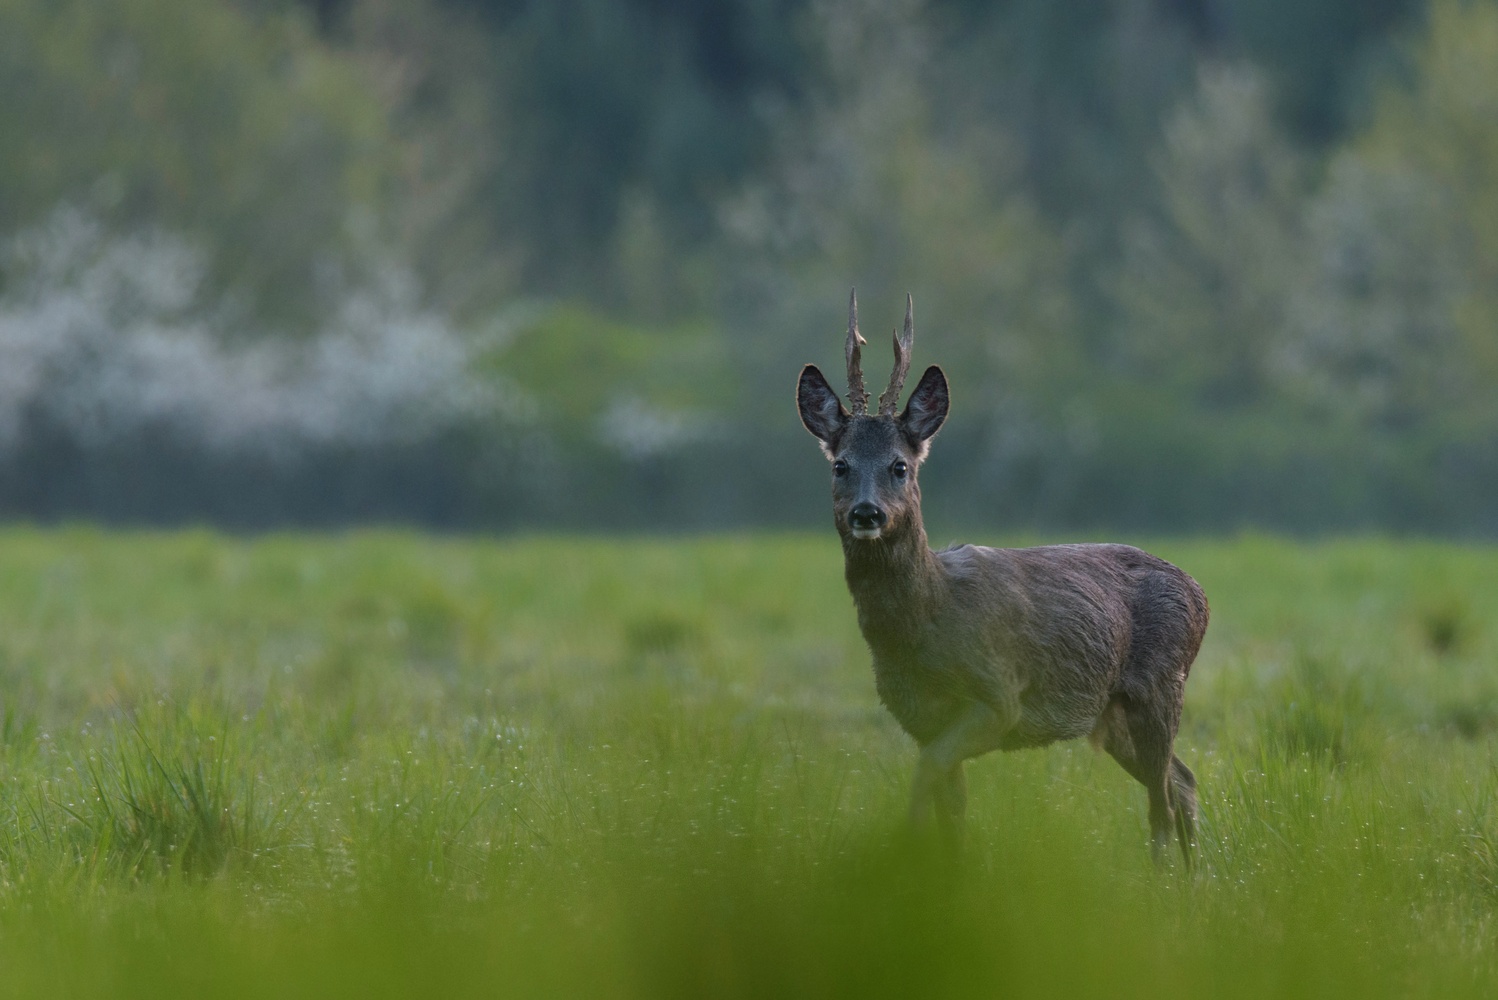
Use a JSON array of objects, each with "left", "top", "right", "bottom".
[{"left": 1, "top": 528, "right": 1497, "bottom": 997}]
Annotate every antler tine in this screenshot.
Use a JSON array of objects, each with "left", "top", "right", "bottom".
[
  {"left": 845, "top": 287, "right": 869, "bottom": 415},
  {"left": 877, "top": 293, "right": 914, "bottom": 416}
]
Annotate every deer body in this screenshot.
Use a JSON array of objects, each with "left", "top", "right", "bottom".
[{"left": 799, "top": 292, "right": 1207, "bottom": 863}]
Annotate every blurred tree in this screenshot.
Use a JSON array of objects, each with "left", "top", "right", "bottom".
[
  {"left": 279, "top": 0, "right": 1430, "bottom": 332},
  {"left": 337, "top": 0, "right": 521, "bottom": 317},
  {"left": 1288, "top": 0, "right": 1498, "bottom": 437},
  {"left": 0, "top": 0, "right": 400, "bottom": 335},
  {"left": 1111, "top": 63, "right": 1308, "bottom": 409},
  {"left": 426, "top": 0, "right": 814, "bottom": 311},
  {"left": 719, "top": 0, "right": 1078, "bottom": 425},
  {"left": 932, "top": 0, "right": 1199, "bottom": 226},
  {"left": 1215, "top": 0, "right": 1420, "bottom": 139},
  {"left": 4, "top": 0, "right": 1493, "bottom": 532}
]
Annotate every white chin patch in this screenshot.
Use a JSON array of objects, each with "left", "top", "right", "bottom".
[{"left": 849, "top": 526, "right": 883, "bottom": 541}]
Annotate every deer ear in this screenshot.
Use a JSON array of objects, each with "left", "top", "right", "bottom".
[
  {"left": 797, "top": 364, "right": 848, "bottom": 451},
  {"left": 899, "top": 365, "right": 948, "bottom": 446}
]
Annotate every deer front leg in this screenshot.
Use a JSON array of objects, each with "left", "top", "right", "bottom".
[
  {"left": 932, "top": 765, "right": 967, "bottom": 852},
  {"left": 909, "top": 701, "right": 1015, "bottom": 850}
]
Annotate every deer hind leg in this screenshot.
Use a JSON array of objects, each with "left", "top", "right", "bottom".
[
  {"left": 1094, "top": 696, "right": 1192, "bottom": 868},
  {"left": 1170, "top": 754, "right": 1198, "bottom": 859}
]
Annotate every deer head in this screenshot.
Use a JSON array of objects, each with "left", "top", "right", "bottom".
[{"left": 797, "top": 290, "right": 949, "bottom": 542}]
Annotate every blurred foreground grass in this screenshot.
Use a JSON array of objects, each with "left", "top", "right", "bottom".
[{"left": 1, "top": 529, "right": 1497, "bottom": 997}]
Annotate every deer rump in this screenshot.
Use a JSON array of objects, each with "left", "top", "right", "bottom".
[{"left": 864, "top": 542, "right": 1208, "bottom": 751}]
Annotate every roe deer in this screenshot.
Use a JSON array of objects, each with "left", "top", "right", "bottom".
[{"left": 796, "top": 290, "right": 1208, "bottom": 864}]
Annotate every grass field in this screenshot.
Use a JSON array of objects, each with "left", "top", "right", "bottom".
[{"left": 1, "top": 528, "right": 1497, "bottom": 997}]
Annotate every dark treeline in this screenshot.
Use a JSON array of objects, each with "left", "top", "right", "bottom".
[{"left": 0, "top": 0, "right": 1494, "bottom": 534}]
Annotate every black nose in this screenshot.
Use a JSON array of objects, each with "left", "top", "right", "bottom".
[{"left": 849, "top": 502, "right": 887, "bottom": 530}]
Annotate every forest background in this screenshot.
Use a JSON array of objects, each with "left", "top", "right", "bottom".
[{"left": 2, "top": 0, "right": 1495, "bottom": 534}]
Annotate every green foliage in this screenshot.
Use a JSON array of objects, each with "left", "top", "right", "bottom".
[
  {"left": 71, "top": 709, "right": 274, "bottom": 877},
  {"left": 2, "top": 0, "right": 1498, "bottom": 532},
  {"left": 1259, "top": 652, "right": 1364, "bottom": 764},
  {"left": 488, "top": 305, "right": 734, "bottom": 438},
  {"left": 1217, "top": 0, "right": 1420, "bottom": 138},
  {"left": 1113, "top": 63, "right": 1308, "bottom": 408},
  {"left": 1292, "top": 0, "right": 1498, "bottom": 438},
  {"left": 0, "top": 0, "right": 398, "bottom": 330},
  {"left": 718, "top": 0, "right": 1081, "bottom": 427},
  {"left": 0, "top": 530, "right": 1496, "bottom": 995}
]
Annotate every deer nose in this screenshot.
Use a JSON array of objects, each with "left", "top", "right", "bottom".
[{"left": 849, "top": 502, "right": 887, "bottom": 530}]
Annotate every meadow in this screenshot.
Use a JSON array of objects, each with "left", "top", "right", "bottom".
[{"left": 0, "top": 528, "right": 1496, "bottom": 997}]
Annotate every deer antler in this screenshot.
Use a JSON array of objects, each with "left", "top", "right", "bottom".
[
  {"left": 877, "top": 294, "right": 914, "bottom": 417},
  {"left": 845, "top": 288, "right": 869, "bottom": 415}
]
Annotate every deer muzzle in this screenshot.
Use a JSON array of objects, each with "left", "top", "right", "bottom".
[{"left": 848, "top": 501, "right": 887, "bottom": 540}]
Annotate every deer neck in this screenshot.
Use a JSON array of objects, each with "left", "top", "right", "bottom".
[{"left": 842, "top": 516, "right": 944, "bottom": 640}]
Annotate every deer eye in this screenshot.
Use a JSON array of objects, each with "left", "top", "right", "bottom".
[
  {"left": 891, "top": 460, "right": 908, "bottom": 478},
  {"left": 832, "top": 459, "right": 849, "bottom": 477}
]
